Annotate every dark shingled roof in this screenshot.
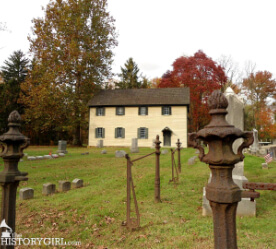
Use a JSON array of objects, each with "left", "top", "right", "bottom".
[{"left": 87, "top": 88, "right": 190, "bottom": 107}]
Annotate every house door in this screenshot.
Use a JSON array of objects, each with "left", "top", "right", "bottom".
[{"left": 163, "top": 130, "right": 171, "bottom": 147}]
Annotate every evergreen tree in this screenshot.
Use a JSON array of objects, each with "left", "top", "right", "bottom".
[
  {"left": 116, "top": 58, "right": 145, "bottom": 89},
  {"left": 0, "top": 50, "right": 29, "bottom": 132}
]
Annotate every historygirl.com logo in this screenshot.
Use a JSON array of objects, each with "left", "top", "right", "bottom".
[{"left": 0, "top": 219, "right": 81, "bottom": 246}]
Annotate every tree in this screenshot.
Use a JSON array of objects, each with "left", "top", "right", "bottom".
[
  {"left": 20, "top": 0, "right": 118, "bottom": 145},
  {"left": 0, "top": 50, "right": 29, "bottom": 133},
  {"left": 242, "top": 70, "right": 276, "bottom": 129},
  {"left": 158, "top": 50, "right": 227, "bottom": 131},
  {"left": 115, "top": 58, "right": 148, "bottom": 89}
]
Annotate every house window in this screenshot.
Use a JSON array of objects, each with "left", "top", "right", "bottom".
[
  {"left": 138, "top": 127, "right": 148, "bottom": 139},
  {"left": 139, "top": 106, "right": 148, "bottom": 115},
  {"left": 115, "top": 127, "right": 125, "bottom": 138},
  {"left": 116, "top": 107, "right": 125, "bottom": 115},
  {"left": 162, "top": 106, "right": 171, "bottom": 115},
  {"left": 96, "top": 107, "right": 105, "bottom": 116},
  {"left": 95, "top": 127, "right": 105, "bottom": 138}
]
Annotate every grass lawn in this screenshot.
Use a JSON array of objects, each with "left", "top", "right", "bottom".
[{"left": 0, "top": 146, "right": 275, "bottom": 248}]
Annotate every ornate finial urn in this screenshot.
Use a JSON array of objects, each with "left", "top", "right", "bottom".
[{"left": 188, "top": 90, "right": 253, "bottom": 249}]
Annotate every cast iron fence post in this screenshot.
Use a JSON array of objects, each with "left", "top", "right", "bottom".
[
  {"left": 188, "top": 91, "right": 253, "bottom": 249},
  {"left": 0, "top": 111, "right": 29, "bottom": 249},
  {"left": 176, "top": 139, "right": 182, "bottom": 173},
  {"left": 154, "top": 135, "right": 161, "bottom": 202}
]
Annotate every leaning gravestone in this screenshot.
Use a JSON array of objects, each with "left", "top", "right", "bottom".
[
  {"left": 19, "top": 188, "right": 34, "bottom": 200},
  {"left": 161, "top": 149, "right": 168, "bottom": 155},
  {"left": 130, "top": 138, "right": 139, "bottom": 153},
  {"left": 57, "top": 140, "right": 68, "bottom": 154},
  {"left": 188, "top": 156, "right": 197, "bottom": 165},
  {"left": 202, "top": 87, "right": 256, "bottom": 216}
]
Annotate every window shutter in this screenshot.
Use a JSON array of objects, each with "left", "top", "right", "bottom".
[
  {"left": 102, "top": 128, "right": 105, "bottom": 138},
  {"left": 115, "top": 128, "right": 118, "bottom": 138},
  {"left": 122, "top": 107, "right": 125, "bottom": 115},
  {"left": 103, "top": 107, "right": 105, "bottom": 116},
  {"left": 138, "top": 107, "right": 141, "bottom": 115},
  {"left": 162, "top": 107, "right": 164, "bottom": 115},
  {"left": 95, "top": 128, "right": 98, "bottom": 138},
  {"left": 122, "top": 128, "right": 125, "bottom": 138},
  {"left": 145, "top": 128, "right": 148, "bottom": 139},
  {"left": 146, "top": 107, "right": 148, "bottom": 115},
  {"left": 137, "top": 128, "right": 141, "bottom": 139},
  {"left": 169, "top": 106, "right": 172, "bottom": 115}
]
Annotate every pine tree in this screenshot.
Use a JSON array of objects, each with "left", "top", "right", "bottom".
[{"left": 116, "top": 58, "right": 143, "bottom": 89}]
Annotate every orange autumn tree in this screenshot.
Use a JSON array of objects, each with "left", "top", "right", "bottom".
[
  {"left": 158, "top": 50, "right": 227, "bottom": 132},
  {"left": 256, "top": 107, "right": 276, "bottom": 140}
]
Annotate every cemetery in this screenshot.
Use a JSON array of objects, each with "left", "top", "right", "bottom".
[{"left": 0, "top": 92, "right": 275, "bottom": 249}]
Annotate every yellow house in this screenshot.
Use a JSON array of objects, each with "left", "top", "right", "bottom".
[{"left": 87, "top": 88, "right": 190, "bottom": 148}]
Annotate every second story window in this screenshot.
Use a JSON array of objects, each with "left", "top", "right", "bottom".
[
  {"left": 162, "top": 106, "right": 171, "bottom": 115},
  {"left": 139, "top": 106, "right": 148, "bottom": 116},
  {"left": 116, "top": 107, "right": 125, "bottom": 116},
  {"left": 96, "top": 107, "right": 105, "bottom": 116}
]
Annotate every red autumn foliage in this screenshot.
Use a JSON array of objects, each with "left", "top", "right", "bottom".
[
  {"left": 256, "top": 107, "right": 276, "bottom": 140},
  {"left": 158, "top": 50, "right": 227, "bottom": 131}
]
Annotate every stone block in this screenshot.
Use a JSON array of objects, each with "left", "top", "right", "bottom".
[
  {"left": 202, "top": 187, "right": 256, "bottom": 216},
  {"left": 44, "top": 155, "right": 53, "bottom": 159},
  {"left": 262, "top": 163, "right": 268, "bottom": 169},
  {"left": 81, "top": 152, "right": 89, "bottom": 155},
  {"left": 101, "top": 150, "right": 107, "bottom": 154},
  {"left": 72, "top": 179, "right": 83, "bottom": 188},
  {"left": 115, "top": 150, "right": 126, "bottom": 158},
  {"left": 19, "top": 188, "right": 34, "bottom": 200},
  {"left": 161, "top": 149, "right": 168, "bottom": 155},
  {"left": 36, "top": 156, "right": 44, "bottom": 160},
  {"left": 27, "top": 156, "right": 36, "bottom": 161},
  {"left": 52, "top": 154, "right": 59, "bottom": 158},
  {"left": 58, "top": 153, "right": 65, "bottom": 157},
  {"left": 188, "top": 156, "right": 197, "bottom": 165},
  {"left": 58, "top": 181, "right": 71, "bottom": 192},
  {"left": 42, "top": 183, "right": 56, "bottom": 195}
]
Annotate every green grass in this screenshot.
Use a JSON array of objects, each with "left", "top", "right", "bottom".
[{"left": 0, "top": 146, "right": 275, "bottom": 248}]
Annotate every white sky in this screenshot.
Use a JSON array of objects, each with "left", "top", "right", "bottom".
[{"left": 1, "top": 0, "right": 276, "bottom": 80}]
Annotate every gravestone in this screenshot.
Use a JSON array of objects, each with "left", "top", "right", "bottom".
[
  {"left": 250, "top": 129, "right": 259, "bottom": 154},
  {"left": 57, "top": 140, "right": 68, "bottom": 154},
  {"left": 202, "top": 87, "right": 256, "bottom": 216},
  {"left": 81, "top": 152, "right": 89, "bottom": 155},
  {"left": 58, "top": 181, "right": 71, "bottom": 192},
  {"left": 262, "top": 163, "right": 268, "bottom": 169},
  {"left": 19, "top": 188, "right": 34, "bottom": 200},
  {"left": 130, "top": 138, "right": 139, "bottom": 153},
  {"left": 115, "top": 150, "right": 126, "bottom": 158},
  {"left": 51, "top": 154, "right": 59, "bottom": 158},
  {"left": 42, "top": 183, "right": 56, "bottom": 195},
  {"left": 72, "top": 179, "right": 83, "bottom": 188},
  {"left": 188, "top": 156, "right": 197, "bottom": 165},
  {"left": 27, "top": 156, "right": 36, "bottom": 161},
  {"left": 101, "top": 150, "right": 107, "bottom": 154},
  {"left": 58, "top": 153, "right": 65, "bottom": 157},
  {"left": 151, "top": 139, "right": 156, "bottom": 149},
  {"left": 36, "top": 156, "right": 44, "bottom": 160},
  {"left": 269, "top": 146, "right": 276, "bottom": 160},
  {"left": 97, "top": 140, "right": 104, "bottom": 148},
  {"left": 161, "top": 149, "right": 168, "bottom": 155},
  {"left": 44, "top": 155, "right": 53, "bottom": 159}
]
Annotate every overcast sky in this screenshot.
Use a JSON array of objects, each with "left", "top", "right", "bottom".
[{"left": 1, "top": 0, "right": 276, "bottom": 80}]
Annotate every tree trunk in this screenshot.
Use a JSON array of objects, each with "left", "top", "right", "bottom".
[{"left": 72, "top": 122, "right": 82, "bottom": 146}]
